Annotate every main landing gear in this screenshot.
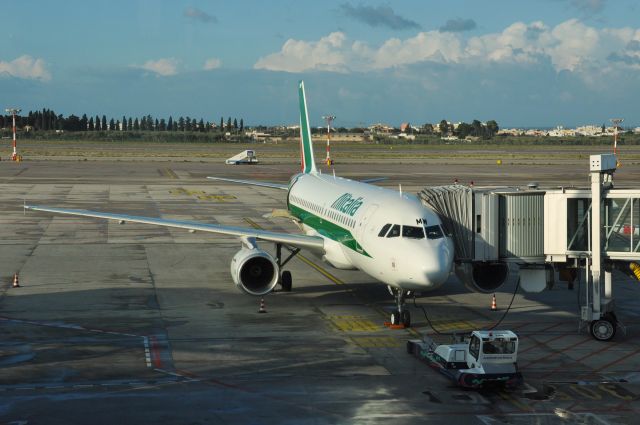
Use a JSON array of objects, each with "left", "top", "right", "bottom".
[
  {"left": 276, "top": 243, "right": 299, "bottom": 292},
  {"left": 388, "top": 286, "right": 411, "bottom": 327}
]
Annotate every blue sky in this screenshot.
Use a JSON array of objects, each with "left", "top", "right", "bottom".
[{"left": 1, "top": 0, "right": 639, "bottom": 127}]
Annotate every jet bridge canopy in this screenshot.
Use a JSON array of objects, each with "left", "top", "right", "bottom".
[{"left": 419, "top": 154, "right": 640, "bottom": 342}]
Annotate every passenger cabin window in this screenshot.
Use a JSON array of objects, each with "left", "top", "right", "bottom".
[
  {"left": 387, "top": 224, "right": 401, "bottom": 238},
  {"left": 378, "top": 223, "right": 391, "bottom": 237},
  {"left": 425, "top": 225, "right": 444, "bottom": 239},
  {"left": 402, "top": 225, "right": 424, "bottom": 239}
]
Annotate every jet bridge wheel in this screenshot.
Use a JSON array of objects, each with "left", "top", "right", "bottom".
[
  {"left": 280, "top": 271, "right": 292, "bottom": 292},
  {"left": 590, "top": 313, "right": 617, "bottom": 341}
]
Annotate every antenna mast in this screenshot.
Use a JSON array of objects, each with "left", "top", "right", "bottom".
[{"left": 322, "top": 115, "right": 335, "bottom": 166}]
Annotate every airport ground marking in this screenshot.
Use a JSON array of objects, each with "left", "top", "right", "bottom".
[
  {"left": 169, "top": 187, "right": 236, "bottom": 202},
  {"left": 327, "top": 315, "right": 379, "bottom": 332},
  {"left": 1, "top": 315, "right": 165, "bottom": 371},
  {"left": 519, "top": 336, "right": 592, "bottom": 370}
]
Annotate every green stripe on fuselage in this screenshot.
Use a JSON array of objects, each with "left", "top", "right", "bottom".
[{"left": 289, "top": 204, "right": 371, "bottom": 258}]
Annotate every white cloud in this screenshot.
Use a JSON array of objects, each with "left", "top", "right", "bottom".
[
  {"left": 203, "top": 58, "right": 221, "bottom": 70},
  {"left": 254, "top": 19, "right": 640, "bottom": 77},
  {"left": 254, "top": 32, "right": 350, "bottom": 73},
  {"left": 135, "top": 58, "right": 179, "bottom": 76},
  {"left": 0, "top": 55, "right": 51, "bottom": 81}
]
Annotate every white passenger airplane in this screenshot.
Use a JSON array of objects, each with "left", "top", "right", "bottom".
[{"left": 26, "top": 81, "right": 454, "bottom": 327}]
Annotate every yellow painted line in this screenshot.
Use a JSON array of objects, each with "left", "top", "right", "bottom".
[
  {"left": 498, "top": 391, "right": 532, "bottom": 412},
  {"left": 328, "top": 315, "right": 379, "bottom": 332},
  {"left": 170, "top": 188, "right": 236, "bottom": 202},
  {"left": 351, "top": 336, "right": 401, "bottom": 348},
  {"left": 163, "top": 168, "right": 178, "bottom": 179},
  {"left": 428, "top": 320, "right": 478, "bottom": 332}
]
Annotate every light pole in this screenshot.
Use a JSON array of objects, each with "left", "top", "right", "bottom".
[
  {"left": 610, "top": 118, "right": 623, "bottom": 156},
  {"left": 322, "top": 115, "right": 335, "bottom": 166},
  {"left": 5, "top": 108, "right": 22, "bottom": 161}
]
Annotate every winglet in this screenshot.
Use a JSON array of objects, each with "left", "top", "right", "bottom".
[{"left": 298, "top": 81, "right": 317, "bottom": 174}]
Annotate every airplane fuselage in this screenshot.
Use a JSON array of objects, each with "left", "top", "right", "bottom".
[{"left": 287, "top": 172, "right": 454, "bottom": 291}]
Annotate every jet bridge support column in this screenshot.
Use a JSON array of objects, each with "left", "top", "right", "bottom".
[{"left": 585, "top": 154, "right": 618, "bottom": 341}]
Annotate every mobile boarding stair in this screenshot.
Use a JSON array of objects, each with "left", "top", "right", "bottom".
[
  {"left": 420, "top": 154, "right": 640, "bottom": 341},
  {"left": 225, "top": 150, "right": 258, "bottom": 165}
]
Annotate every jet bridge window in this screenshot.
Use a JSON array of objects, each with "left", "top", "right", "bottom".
[
  {"left": 402, "top": 225, "right": 425, "bottom": 239},
  {"left": 386, "top": 224, "right": 401, "bottom": 238},
  {"left": 378, "top": 223, "right": 391, "bottom": 237},
  {"left": 425, "top": 225, "right": 444, "bottom": 240}
]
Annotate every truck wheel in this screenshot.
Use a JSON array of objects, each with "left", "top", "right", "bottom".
[
  {"left": 590, "top": 316, "right": 616, "bottom": 341},
  {"left": 401, "top": 310, "right": 411, "bottom": 328},
  {"left": 280, "top": 271, "right": 292, "bottom": 292}
]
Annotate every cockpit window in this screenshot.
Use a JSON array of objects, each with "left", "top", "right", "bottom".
[
  {"left": 386, "top": 224, "right": 401, "bottom": 238},
  {"left": 425, "top": 225, "right": 444, "bottom": 239},
  {"left": 378, "top": 223, "right": 391, "bottom": 237},
  {"left": 402, "top": 225, "right": 425, "bottom": 239}
]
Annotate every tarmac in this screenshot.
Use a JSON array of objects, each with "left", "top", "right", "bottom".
[{"left": 1, "top": 153, "right": 639, "bottom": 424}]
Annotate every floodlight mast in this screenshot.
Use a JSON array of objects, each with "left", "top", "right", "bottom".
[
  {"left": 322, "top": 115, "right": 335, "bottom": 166},
  {"left": 5, "top": 108, "right": 21, "bottom": 161},
  {"left": 610, "top": 118, "right": 623, "bottom": 156}
]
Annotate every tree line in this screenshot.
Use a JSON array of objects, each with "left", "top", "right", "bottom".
[
  {"left": 419, "top": 119, "right": 500, "bottom": 139},
  {"left": 0, "top": 109, "right": 244, "bottom": 133}
]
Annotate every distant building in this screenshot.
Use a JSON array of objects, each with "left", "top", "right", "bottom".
[{"left": 368, "top": 123, "right": 394, "bottom": 134}]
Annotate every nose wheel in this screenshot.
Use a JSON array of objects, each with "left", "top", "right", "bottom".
[{"left": 389, "top": 287, "right": 411, "bottom": 327}]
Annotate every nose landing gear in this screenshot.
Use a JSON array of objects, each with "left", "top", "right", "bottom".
[{"left": 388, "top": 286, "right": 411, "bottom": 327}]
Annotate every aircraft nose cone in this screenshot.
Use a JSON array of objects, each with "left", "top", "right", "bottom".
[{"left": 423, "top": 239, "right": 453, "bottom": 286}]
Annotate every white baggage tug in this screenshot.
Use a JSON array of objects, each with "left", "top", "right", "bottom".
[{"left": 407, "top": 330, "right": 522, "bottom": 389}]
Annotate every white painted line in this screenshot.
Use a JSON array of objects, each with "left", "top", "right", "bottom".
[{"left": 143, "top": 336, "right": 152, "bottom": 368}]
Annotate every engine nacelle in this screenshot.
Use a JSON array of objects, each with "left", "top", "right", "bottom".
[
  {"left": 230, "top": 247, "right": 279, "bottom": 296},
  {"left": 455, "top": 262, "right": 509, "bottom": 293}
]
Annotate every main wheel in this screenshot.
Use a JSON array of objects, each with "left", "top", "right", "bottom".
[
  {"left": 590, "top": 316, "right": 616, "bottom": 341},
  {"left": 390, "top": 310, "right": 400, "bottom": 325},
  {"left": 280, "top": 271, "right": 292, "bottom": 292},
  {"left": 401, "top": 310, "right": 411, "bottom": 328}
]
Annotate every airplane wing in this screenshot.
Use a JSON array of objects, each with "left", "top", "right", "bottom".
[
  {"left": 207, "top": 176, "right": 288, "bottom": 190},
  {"left": 25, "top": 205, "right": 324, "bottom": 252}
]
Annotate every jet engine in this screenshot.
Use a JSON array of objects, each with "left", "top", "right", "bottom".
[
  {"left": 454, "top": 262, "right": 509, "bottom": 293},
  {"left": 230, "top": 247, "right": 279, "bottom": 296}
]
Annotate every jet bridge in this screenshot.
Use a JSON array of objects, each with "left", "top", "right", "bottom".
[{"left": 420, "top": 154, "right": 640, "bottom": 341}]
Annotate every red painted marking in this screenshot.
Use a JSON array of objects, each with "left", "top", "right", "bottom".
[
  {"left": 538, "top": 340, "right": 623, "bottom": 379},
  {"left": 594, "top": 346, "right": 640, "bottom": 372},
  {"left": 520, "top": 336, "right": 591, "bottom": 370},
  {"left": 150, "top": 336, "right": 163, "bottom": 369},
  {"left": 519, "top": 328, "right": 571, "bottom": 354}
]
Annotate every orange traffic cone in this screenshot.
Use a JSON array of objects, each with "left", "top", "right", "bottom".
[
  {"left": 490, "top": 294, "right": 497, "bottom": 311},
  {"left": 258, "top": 298, "right": 267, "bottom": 313},
  {"left": 12, "top": 273, "right": 20, "bottom": 288}
]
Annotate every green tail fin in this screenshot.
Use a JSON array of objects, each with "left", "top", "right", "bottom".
[{"left": 298, "top": 81, "right": 317, "bottom": 174}]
